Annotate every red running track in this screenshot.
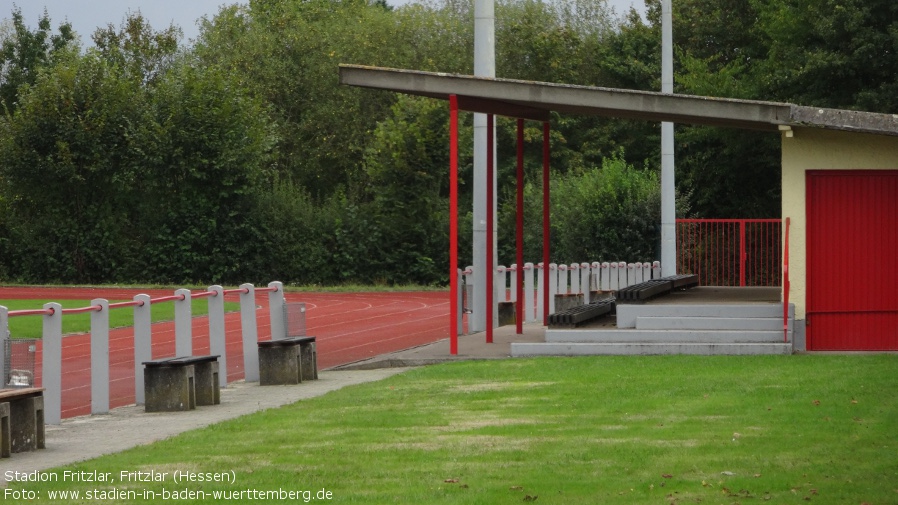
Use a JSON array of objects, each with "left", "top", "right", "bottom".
[{"left": 0, "top": 287, "right": 451, "bottom": 419}]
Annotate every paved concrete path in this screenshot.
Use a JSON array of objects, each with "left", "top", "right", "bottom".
[{"left": 1, "top": 369, "right": 407, "bottom": 479}]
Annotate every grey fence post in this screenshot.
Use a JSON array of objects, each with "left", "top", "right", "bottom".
[
  {"left": 457, "top": 268, "right": 464, "bottom": 334},
  {"left": 240, "top": 284, "right": 259, "bottom": 382},
  {"left": 536, "top": 263, "right": 545, "bottom": 322},
  {"left": 175, "top": 288, "right": 192, "bottom": 357},
  {"left": 134, "top": 294, "right": 151, "bottom": 405},
  {"left": 208, "top": 286, "right": 227, "bottom": 388},
  {"left": 524, "top": 263, "right": 535, "bottom": 322},
  {"left": 43, "top": 302, "right": 62, "bottom": 425},
  {"left": 509, "top": 264, "right": 518, "bottom": 303},
  {"left": 548, "top": 263, "right": 558, "bottom": 315},
  {"left": 569, "top": 264, "right": 580, "bottom": 295},
  {"left": 580, "top": 263, "right": 591, "bottom": 303},
  {"left": 0, "top": 306, "right": 7, "bottom": 386},
  {"left": 268, "top": 281, "right": 285, "bottom": 341},
  {"left": 90, "top": 299, "right": 110, "bottom": 414}
]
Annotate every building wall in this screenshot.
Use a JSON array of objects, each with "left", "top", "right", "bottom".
[{"left": 781, "top": 128, "right": 898, "bottom": 319}]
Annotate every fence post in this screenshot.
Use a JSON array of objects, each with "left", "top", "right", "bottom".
[
  {"left": 524, "top": 263, "right": 535, "bottom": 322},
  {"left": 208, "top": 286, "right": 227, "bottom": 388},
  {"left": 457, "top": 269, "right": 464, "bottom": 335},
  {"left": 496, "top": 265, "right": 506, "bottom": 304},
  {"left": 464, "top": 266, "right": 474, "bottom": 316},
  {"left": 581, "top": 263, "right": 591, "bottom": 303},
  {"left": 240, "top": 284, "right": 259, "bottom": 382},
  {"left": 652, "top": 261, "right": 662, "bottom": 279},
  {"left": 509, "top": 264, "right": 518, "bottom": 303},
  {"left": 134, "top": 294, "right": 151, "bottom": 405},
  {"left": 618, "top": 262, "right": 628, "bottom": 289},
  {"left": 0, "top": 306, "right": 7, "bottom": 386},
  {"left": 268, "top": 281, "right": 285, "bottom": 340},
  {"left": 42, "top": 302, "right": 62, "bottom": 425},
  {"left": 175, "top": 288, "right": 192, "bottom": 357},
  {"left": 546, "top": 263, "right": 558, "bottom": 316},
  {"left": 569, "top": 264, "right": 580, "bottom": 295},
  {"left": 558, "top": 264, "right": 568, "bottom": 295},
  {"left": 90, "top": 299, "right": 110, "bottom": 415},
  {"left": 536, "top": 263, "right": 545, "bottom": 323}
]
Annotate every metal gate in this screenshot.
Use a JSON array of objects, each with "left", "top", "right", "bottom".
[
  {"left": 676, "top": 219, "right": 782, "bottom": 286},
  {"left": 806, "top": 170, "right": 898, "bottom": 350}
]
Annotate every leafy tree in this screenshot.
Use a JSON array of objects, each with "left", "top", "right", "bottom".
[
  {"left": 92, "top": 12, "right": 182, "bottom": 85},
  {"left": 0, "top": 7, "right": 76, "bottom": 114},
  {"left": 0, "top": 51, "right": 148, "bottom": 281}
]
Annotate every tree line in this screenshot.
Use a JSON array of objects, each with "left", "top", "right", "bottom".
[{"left": 0, "top": 0, "right": 895, "bottom": 286}]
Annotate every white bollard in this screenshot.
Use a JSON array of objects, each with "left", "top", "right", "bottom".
[
  {"left": 601, "top": 262, "right": 611, "bottom": 291},
  {"left": 618, "top": 262, "right": 628, "bottom": 289},
  {"left": 43, "top": 302, "right": 62, "bottom": 424},
  {"left": 642, "top": 262, "right": 652, "bottom": 282},
  {"left": 90, "top": 299, "right": 110, "bottom": 415},
  {"left": 569, "top": 263, "right": 580, "bottom": 295},
  {"left": 134, "top": 294, "right": 152, "bottom": 404},
  {"left": 653, "top": 261, "right": 662, "bottom": 279},
  {"left": 634, "top": 263, "right": 644, "bottom": 284},
  {"left": 240, "top": 284, "right": 259, "bottom": 382},
  {"left": 609, "top": 262, "right": 619, "bottom": 291},
  {"left": 208, "top": 286, "right": 228, "bottom": 388},
  {"left": 558, "top": 264, "right": 568, "bottom": 295}
]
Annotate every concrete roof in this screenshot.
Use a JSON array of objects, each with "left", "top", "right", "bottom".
[{"left": 339, "top": 65, "right": 898, "bottom": 136}]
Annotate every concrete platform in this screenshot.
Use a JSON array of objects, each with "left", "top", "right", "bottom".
[{"left": 332, "top": 322, "right": 547, "bottom": 370}]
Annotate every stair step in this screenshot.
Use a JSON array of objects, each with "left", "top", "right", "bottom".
[
  {"left": 545, "top": 328, "right": 790, "bottom": 344},
  {"left": 635, "top": 316, "right": 793, "bottom": 331},
  {"left": 616, "top": 303, "right": 793, "bottom": 328},
  {"left": 511, "top": 342, "right": 792, "bottom": 357}
]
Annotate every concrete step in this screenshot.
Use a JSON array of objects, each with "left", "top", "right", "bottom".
[
  {"left": 635, "top": 316, "right": 793, "bottom": 332},
  {"left": 511, "top": 342, "right": 793, "bottom": 357},
  {"left": 545, "top": 328, "right": 791, "bottom": 344},
  {"left": 616, "top": 303, "right": 793, "bottom": 328}
]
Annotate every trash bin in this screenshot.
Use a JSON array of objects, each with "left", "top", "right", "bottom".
[{"left": 4, "top": 339, "right": 38, "bottom": 388}]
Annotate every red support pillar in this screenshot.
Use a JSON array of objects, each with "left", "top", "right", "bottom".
[
  {"left": 542, "top": 121, "right": 551, "bottom": 325},
  {"left": 486, "top": 114, "right": 494, "bottom": 344},
  {"left": 515, "top": 118, "right": 525, "bottom": 334},
  {"left": 449, "top": 95, "right": 459, "bottom": 355}
]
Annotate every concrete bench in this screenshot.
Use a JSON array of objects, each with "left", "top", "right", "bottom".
[
  {"left": 258, "top": 337, "right": 318, "bottom": 385},
  {"left": 142, "top": 356, "right": 220, "bottom": 412},
  {"left": 0, "top": 387, "right": 45, "bottom": 457}
]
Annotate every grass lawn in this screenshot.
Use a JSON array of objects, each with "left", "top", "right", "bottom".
[
  {"left": 12, "top": 355, "right": 898, "bottom": 504},
  {"left": 1, "top": 299, "right": 240, "bottom": 339}
]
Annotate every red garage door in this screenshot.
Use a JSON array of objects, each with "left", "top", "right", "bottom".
[{"left": 806, "top": 170, "right": 898, "bottom": 350}]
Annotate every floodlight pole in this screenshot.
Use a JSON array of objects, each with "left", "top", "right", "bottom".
[
  {"left": 450, "top": 95, "right": 459, "bottom": 355},
  {"left": 660, "top": 0, "right": 677, "bottom": 277},
  {"left": 472, "top": 0, "right": 496, "bottom": 335}
]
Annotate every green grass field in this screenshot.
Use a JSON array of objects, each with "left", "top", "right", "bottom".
[
  {"left": 1, "top": 299, "right": 240, "bottom": 338},
  {"left": 11, "top": 355, "right": 898, "bottom": 504}
]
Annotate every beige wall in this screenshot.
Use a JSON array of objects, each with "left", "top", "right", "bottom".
[{"left": 781, "top": 128, "right": 898, "bottom": 318}]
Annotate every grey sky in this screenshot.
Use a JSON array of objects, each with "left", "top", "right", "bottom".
[{"left": 4, "top": 0, "right": 646, "bottom": 45}]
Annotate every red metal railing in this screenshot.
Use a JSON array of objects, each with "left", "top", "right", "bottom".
[{"left": 676, "top": 219, "right": 782, "bottom": 286}]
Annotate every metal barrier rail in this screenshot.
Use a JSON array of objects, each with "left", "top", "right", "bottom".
[{"left": 0, "top": 282, "right": 286, "bottom": 424}]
